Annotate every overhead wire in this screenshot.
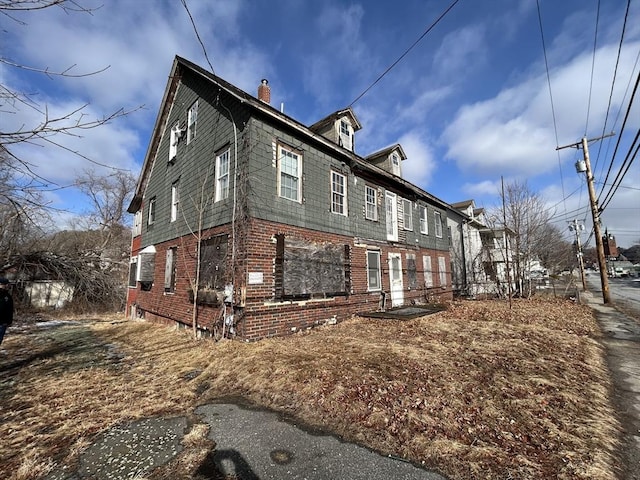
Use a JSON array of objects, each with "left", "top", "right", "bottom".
[
  {"left": 180, "top": 0, "right": 215, "bottom": 74},
  {"left": 536, "top": 0, "right": 568, "bottom": 219},
  {"left": 596, "top": 69, "right": 640, "bottom": 208},
  {"left": 592, "top": 0, "right": 631, "bottom": 174},
  {"left": 584, "top": 0, "right": 600, "bottom": 137},
  {"left": 348, "top": 0, "right": 461, "bottom": 107}
]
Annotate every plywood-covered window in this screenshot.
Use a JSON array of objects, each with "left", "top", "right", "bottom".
[
  {"left": 199, "top": 235, "right": 228, "bottom": 290},
  {"left": 275, "top": 235, "right": 349, "bottom": 299}
]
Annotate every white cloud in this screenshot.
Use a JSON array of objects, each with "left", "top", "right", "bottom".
[{"left": 397, "top": 131, "right": 437, "bottom": 188}]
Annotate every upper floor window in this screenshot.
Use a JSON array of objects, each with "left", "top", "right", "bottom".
[
  {"left": 365, "top": 185, "right": 378, "bottom": 221},
  {"left": 277, "top": 145, "right": 302, "bottom": 202},
  {"left": 331, "top": 171, "right": 347, "bottom": 215},
  {"left": 148, "top": 198, "right": 156, "bottom": 225},
  {"left": 187, "top": 100, "right": 198, "bottom": 144},
  {"left": 402, "top": 199, "right": 413, "bottom": 231},
  {"left": 171, "top": 181, "right": 179, "bottom": 222},
  {"left": 339, "top": 119, "right": 352, "bottom": 151},
  {"left": 133, "top": 210, "right": 142, "bottom": 236},
  {"left": 419, "top": 206, "right": 428, "bottom": 234},
  {"left": 385, "top": 191, "right": 398, "bottom": 242},
  {"left": 215, "top": 148, "right": 230, "bottom": 202},
  {"left": 391, "top": 153, "right": 401, "bottom": 176},
  {"left": 169, "top": 122, "right": 180, "bottom": 161},
  {"left": 434, "top": 211, "right": 443, "bottom": 238}
]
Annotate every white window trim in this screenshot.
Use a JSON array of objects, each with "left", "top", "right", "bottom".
[
  {"left": 148, "top": 198, "right": 156, "bottom": 225},
  {"left": 391, "top": 153, "right": 401, "bottom": 176},
  {"left": 434, "top": 211, "right": 443, "bottom": 238},
  {"left": 133, "top": 210, "right": 142, "bottom": 236},
  {"left": 187, "top": 100, "right": 198, "bottom": 144},
  {"left": 365, "top": 185, "right": 378, "bottom": 221},
  {"left": 331, "top": 171, "right": 347, "bottom": 215},
  {"left": 385, "top": 191, "right": 398, "bottom": 242},
  {"left": 171, "top": 181, "right": 179, "bottom": 222},
  {"left": 420, "top": 206, "right": 428, "bottom": 234},
  {"left": 338, "top": 119, "right": 352, "bottom": 151},
  {"left": 169, "top": 122, "right": 179, "bottom": 161},
  {"left": 366, "top": 250, "right": 381, "bottom": 291},
  {"left": 402, "top": 198, "right": 413, "bottom": 231},
  {"left": 277, "top": 144, "right": 302, "bottom": 203},
  {"left": 215, "top": 148, "right": 230, "bottom": 202}
]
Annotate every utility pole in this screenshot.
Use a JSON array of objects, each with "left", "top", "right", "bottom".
[
  {"left": 568, "top": 219, "right": 587, "bottom": 291},
  {"left": 557, "top": 133, "right": 614, "bottom": 304}
]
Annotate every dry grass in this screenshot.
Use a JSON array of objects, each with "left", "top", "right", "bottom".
[{"left": 0, "top": 298, "right": 621, "bottom": 480}]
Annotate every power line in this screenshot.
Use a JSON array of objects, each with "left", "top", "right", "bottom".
[
  {"left": 597, "top": 69, "right": 640, "bottom": 206},
  {"left": 348, "top": 0, "right": 461, "bottom": 107},
  {"left": 536, "top": 0, "right": 567, "bottom": 218},
  {"left": 180, "top": 0, "right": 215, "bottom": 74},
  {"left": 592, "top": 0, "right": 631, "bottom": 174},
  {"left": 584, "top": 0, "right": 600, "bottom": 137},
  {"left": 600, "top": 131, "right": 639, "bottom": 212}
]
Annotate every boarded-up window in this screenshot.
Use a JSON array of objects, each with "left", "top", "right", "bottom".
[
  {"left": 275, "top": 235, "right": 349, "bottom": 299},
  {"left": 138, "top": 250, "right": 155, "bottom": 291},
  {"left": 200, "top": 235, "right": 228, "bottom": 290},
  {"left": 423, "top": 256, "right": 433, "bottom": 288},
  {"left": 407, "top": 254, "right": 417, "bottom": 289},
  {"left": 438, "top": 256, "right": 447, "bottom": 286},
  {"left": 164, "top": 247, "right": 177, "bottom": 293}
]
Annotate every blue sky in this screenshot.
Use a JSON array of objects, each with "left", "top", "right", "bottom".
[{"left": 3, "top": 0, "right": 639, "bottom": 247}]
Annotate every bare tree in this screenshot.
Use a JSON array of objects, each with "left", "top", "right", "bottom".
[
  {"left": 1, "top": 0, "right": 141, "bottom": 211},
  {"left": 489, "top": 180, "right": 553, "bottom": 297}
]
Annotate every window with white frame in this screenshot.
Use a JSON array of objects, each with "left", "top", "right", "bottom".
[
  {"left": 148, "top": 198, "right": 156, "bottom": 225},
  {"left": 128, "top": 257, "right": 138, "bottom": 287},
  {"left": 187, "top": 101, "right": 198, "bottom": 143},
  {"left": 434, "top": 211, "right": 443, "bottom": 237},
  {"left": 385, "top": 191, "right": 398, "bottom": 242},
  {"left": 438, "top": 256, "right": 447, "bottom": 286},
  {"left": 366, "top": 250, "right": 381, "bottom": 291},
  {"left": 365, "top": 185, "right": 378, "bottom": 221},
  {"left": 133, "top": 210, "right": 142, "bottom": 236},
  {"left": 420, "top": 206, "right": 428, "bottom": 234},
  {"left": 423, "top": 255, "right": 433, "bottom": 287},
  {"left": 391, "top": 153, "right": 401, "bottom": 176},
  {"left": 215, "top": 148, "right": 230, "bottom": 202},
  {"left": 402, "top": 198, "right": 413, "bottom": 230},
  {"left": 170, "top": 181, "right": 179, "bottom": 222},
  {"left": 277, "top": 145, "right": 302, "bottom": 202},
  {"left": 169, "top": 122, "right": 180, "bottom": 160},
  {"left": 331, "top": 171, "right": 346, "bottom": 215},
  {"left": 339, "top": 119, "right": 352, "bottom": 151}
]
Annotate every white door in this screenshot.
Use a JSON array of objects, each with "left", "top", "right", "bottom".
[
  {"left": 385, "top": 192, "right": 398, "bottom": 242},
  {"left": 388, "top": 253, "right": 404, "bottom": 307}
]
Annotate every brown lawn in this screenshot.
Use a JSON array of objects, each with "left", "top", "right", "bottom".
[{"left": 0, "top": 298, "right": 620, "bottom": 480}]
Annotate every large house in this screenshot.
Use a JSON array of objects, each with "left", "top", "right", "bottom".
[
  {"left": 126, "top": 56, "right": 453, "bottom": 341},
  {"left": 448, "top": 200, "right": 514, "bottom": 298}
]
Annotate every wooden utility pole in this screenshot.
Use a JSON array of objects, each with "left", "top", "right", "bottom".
[{"left": 557, "top": 133, "right": 614, "bottom": 304}]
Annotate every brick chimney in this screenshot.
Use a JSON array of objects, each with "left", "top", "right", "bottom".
[{"left": 258, "top": 79, "right": 270, "bottom": 104}]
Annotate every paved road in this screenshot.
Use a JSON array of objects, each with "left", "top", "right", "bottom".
[{"left": 586, "top": 274, "right": 640, "bottom": 319}]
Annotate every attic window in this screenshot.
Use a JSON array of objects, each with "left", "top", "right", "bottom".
[
  {"left": 339, "top": 119, "right": 352, "bottom": 151},
  {"left": 391, "top": 153, "right": 401, "bottom": 176}
]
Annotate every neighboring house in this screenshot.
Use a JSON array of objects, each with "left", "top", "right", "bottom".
[
  {"left": 448, "top": 200, "right": 515, "bottom": 298},
  {"left": 126, "top": 56, "right": 453, "bottom": 341}
]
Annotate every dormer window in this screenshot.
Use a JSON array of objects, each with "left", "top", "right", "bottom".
[
  {"left": 391, "top": 153, "right": 401, "bottom": 176},
  {"left": 339, "top": 119, "right": 353, "bottom": 151}
]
